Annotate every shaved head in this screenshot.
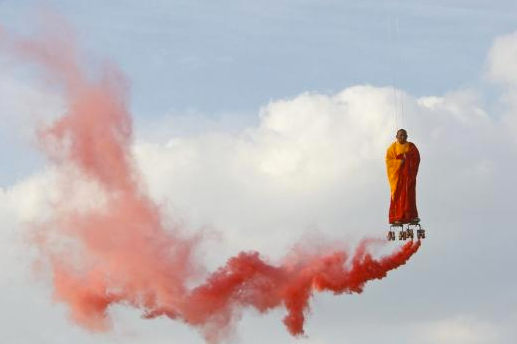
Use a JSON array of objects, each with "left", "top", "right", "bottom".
[{"left": 396, "top": 129, "right": 408, "bottom": 144}]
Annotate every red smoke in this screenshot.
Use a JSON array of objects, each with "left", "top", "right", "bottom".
[{"left": 1, "top": 19, "right": 421, "bottom": 343}]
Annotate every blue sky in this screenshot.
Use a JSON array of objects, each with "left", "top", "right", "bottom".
[
  {"left": 3, "top": 0, "right": 517, "bottom": 116},
  {"left": 1, "top": 2, "right": 517, "bottom": 344},
  {"left": 3, "top": 1, "right": 517, "bottom": 185}
]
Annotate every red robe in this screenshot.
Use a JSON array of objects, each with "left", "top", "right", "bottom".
[{"left": 386, "top": 142, "right": 420, "bottom": 224}]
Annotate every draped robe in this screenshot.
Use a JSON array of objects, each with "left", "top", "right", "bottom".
[{"left": 386, "top": 141, "right": 420, "bottom": 224}]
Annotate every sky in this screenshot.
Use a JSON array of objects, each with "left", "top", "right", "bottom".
[{"left": 1, "top": 1, "right": 517, "bottom": 344}]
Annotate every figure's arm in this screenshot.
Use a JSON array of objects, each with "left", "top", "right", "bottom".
[
  {"left": 385, "top": 145, "right": 401, "bottom": 176},
  {"left": 386, "top": 145, "right": 402, "bottom": 199},
  {"left": 407, "top": 144, "right": 420, "bottom": 176},
  {"left": 397, "top": 153, "right": 406, "bottom": 165},
  {"left": 395, "top": 150, "right": 407, "bottom": 164},
  {"left": 413, "top": 145, "right": 420, "bottom": 173}
]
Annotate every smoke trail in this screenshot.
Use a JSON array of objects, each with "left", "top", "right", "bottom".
[
  {"left": 1, "top": 18, "right": 421, "bottom": 343},
  {"left": 173, "top": 239, "right": 420, "bottom": 341}
]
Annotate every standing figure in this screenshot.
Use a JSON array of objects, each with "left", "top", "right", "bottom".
[{"left": 386, "top": 129, "right": 420, "bottom": 224}]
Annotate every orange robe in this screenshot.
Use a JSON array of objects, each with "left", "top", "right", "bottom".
[{"left": 386, "top": 141, "right": 420, "bottom": 224}]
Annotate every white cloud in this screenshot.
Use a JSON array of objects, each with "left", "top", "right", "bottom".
[
  {"left": 2, "top": 79, "right": 516, "bottom": 343},
  {"left": 487, "top": 31, "right": 517, "bottom": 85},
  {"left": 132, "top": 86, "right": 405, "bottom": 264},
  {"left": 132, "top": 83, "right": 508, "bottom": 258},
  {"left": 418, "top": 315, "right": 499, "bottom": 344},
  {"left": 1, "top": 28, "right": 517, "bottom": 344},
  {"left": 486, "top": 31, "right": 517, "bottom": 139}
]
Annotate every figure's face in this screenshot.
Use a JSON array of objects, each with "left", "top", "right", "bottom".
[{"left": 396, "top": 130, "right": 408, "bottom": 144}]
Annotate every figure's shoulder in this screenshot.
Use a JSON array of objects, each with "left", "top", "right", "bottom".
[
  {"left": 386, "top": 142, "right": 396, "bottom": 155},
  {"left": 408, "top": 141, "right": 419, "bottom": 150},
  {"left": 387, "top": 141, "right": 397, "bottom": 150}
]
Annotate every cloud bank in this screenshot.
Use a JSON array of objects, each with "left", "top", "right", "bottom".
[
  {"left": 0, "top": 16, "right": 427, "bottom": 344},
  {"left": 1, "top": 17, "right": 517, "bottom": 344}
]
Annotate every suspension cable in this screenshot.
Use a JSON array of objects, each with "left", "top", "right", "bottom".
[
  {"left": 395, "top": 17, "right": 405, "bottom": 128},
  {"left": 388, "top": 16, "right": 399, "bottom": 131}
]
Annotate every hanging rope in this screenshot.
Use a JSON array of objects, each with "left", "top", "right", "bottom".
[
  {"left": 388, "top": 15, "right": 398, "bottom": 131},
  {"left": 387, "top": 13, "right": 405, "bottom": 131},
  {"left": 395, "top": 17, "right": 405, "bottom": 128}
]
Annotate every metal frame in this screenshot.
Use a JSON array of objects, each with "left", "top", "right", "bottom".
[{"left": 387, "top": 222, "right": 425, "bottom": 241}]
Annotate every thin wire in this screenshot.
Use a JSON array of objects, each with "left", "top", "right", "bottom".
[
  {"left": 388, "top": 15, "right": 399, "bottom": 132},
  {"left": 395, "top": 17, "right": 405, "bottom": 129}
]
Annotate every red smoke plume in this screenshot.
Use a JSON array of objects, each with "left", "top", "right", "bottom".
[{"left": 1, "top": 18, "right": 421, "bottom": 343}]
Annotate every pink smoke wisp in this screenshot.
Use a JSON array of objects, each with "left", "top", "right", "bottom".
[{"left": 1, "top": 20, "right": 421, "bottom": 343}]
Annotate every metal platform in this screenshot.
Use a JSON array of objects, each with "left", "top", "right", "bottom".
[{"left": 387, "top": 222, "right": 425, "bottom": 241}]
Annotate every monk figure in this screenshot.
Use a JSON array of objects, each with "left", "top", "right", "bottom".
[{"left": 386, "top": 129, "right": 420, "bottom": 224}]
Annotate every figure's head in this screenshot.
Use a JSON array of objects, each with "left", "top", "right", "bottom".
[{"left": 396, "top": 129, "right": 408, "bottom": 144}]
